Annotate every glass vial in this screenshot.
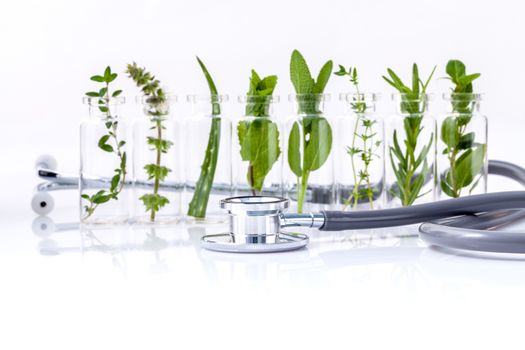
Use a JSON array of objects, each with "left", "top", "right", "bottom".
[
  {"left": 232, "top": 95, "right": 283, "bottom": 197},
  {"left": 80, "top": 96, "right": 131, "bottom": 225},
  {"left": 334, "top": 93, "right": 384, "bottom": 210},
  {"left": 183, "top": 94, "right": 231, "bottom": 223},
  {"left": 438, "top": 93, "right": 487, "bottom": 198},
  {"left": 132, "top": 95, "right": 182, "bottom": 224},
  {"left": 284, "top": 94, "right": 335, "bottom": 213},
  {"left": 384, "top": 93, "right": 437, "bottom": 207}
]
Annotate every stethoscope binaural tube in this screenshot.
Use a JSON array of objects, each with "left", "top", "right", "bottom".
[{"left": 318, "top": 191, "right": 525, "bottom": 231}]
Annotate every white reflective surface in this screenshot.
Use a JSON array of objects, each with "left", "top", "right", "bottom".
[{"left": 2, "top": 193, "right": 525, "bottom": 349}]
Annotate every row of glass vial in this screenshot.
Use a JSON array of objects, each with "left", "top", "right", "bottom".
[{"left": 79, "top": 92, "right": 487, "bottom": 225}]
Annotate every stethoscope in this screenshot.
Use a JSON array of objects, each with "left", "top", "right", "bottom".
[{"left": 34, "top": 154, "right": 525, "bottom": 255}]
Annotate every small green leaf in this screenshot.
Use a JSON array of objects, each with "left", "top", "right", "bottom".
[
  {"left": 446, "top": 60, "right": 466, "bottom": 84},
  {"left": 90, "top": 75, "right": 105, "bottom": 82},
  {"left": 112, "top": 90, "right": 122, "bottom": 97},
  {"left": 85, "top": 91, "right": 99, "bottom": 97}
]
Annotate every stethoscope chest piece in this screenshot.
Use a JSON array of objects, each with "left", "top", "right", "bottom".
[{"left": 201, "top": 196, "right": 309, "bottom": 253}]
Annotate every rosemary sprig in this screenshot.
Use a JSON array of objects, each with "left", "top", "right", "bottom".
[
  {"left": 382, "top": 63, "right": 436, "bottom": 206},
  {"left": 335, "top": 65, "right": 381, "bottom": 209},
  {"left": 126, "top": 62, "right": 172, "bottom": 222},
  {"left": 81, "top": 66, "right": 126, "bottom": 220}
]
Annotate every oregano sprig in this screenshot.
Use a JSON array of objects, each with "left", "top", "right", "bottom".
[
  {"left": 335, "top": 65, "right": 381, "bottom": 209},
  {"left": 382, "top": 63, "right": 436, "bottom": 206},
  {"left": 82, "top": 66, "right": 126, "bottom": 220},
  {"left": 440, "top": 59, "right": 485, "bottom": 198},
  {"left": 126, "top": 62, "right": 172, "bottom": 222}
]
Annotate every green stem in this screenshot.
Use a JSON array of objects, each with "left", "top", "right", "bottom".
[
  {"left": 150, "top": 119, "right": 163, "bottom": 221},
  {"left": 187, "top": 116, "right": 221, "bottom": 218},
  {"left": 297, "top": 171, "right": 310, "bottom": 213},
  {"left": 347, "top": 116, "right": 360, "bottom": 208},
  {"left": 248, "top": 164, "right": 257, "bottom": 196}
]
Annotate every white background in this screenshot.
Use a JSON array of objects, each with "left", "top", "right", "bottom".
[{"left": 1, "top": 0, "right": 525, "bottom": 349}]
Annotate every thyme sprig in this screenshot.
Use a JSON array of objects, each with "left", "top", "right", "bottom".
[
  {"left": 382, "top": 63, "right": 436, "bottom": 206},
  {"left": 126, "top": 62, "right": 172, "bottom": 222},
  {"left": 335, "top": 65, "right": 381, "bottom": 209},
  {"left": 82, "top": 66, "right": 126, "bottom": 220}
]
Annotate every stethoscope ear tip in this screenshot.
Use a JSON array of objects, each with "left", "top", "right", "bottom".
[
  {"left": 35, "top": 154, "right": 57, "bottom": 171},
  {"left": 31, "top": 192, "right": 54, "bottom": 216}
]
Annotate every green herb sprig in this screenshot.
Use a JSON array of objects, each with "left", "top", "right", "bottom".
[
  {"left": 288, "top": 50, "right": 333, "bottom": 213},
  {"left": 440, "top": 59, "right": 485, "bottom": 198},
  {"left": 187, "top": 57, "right": 221, "bottom": 219},
  {"left": 382, "top": 63, "right": 436, "bottom": 206},
  {"left": 82, "top": 67, "right": 126, "bottom": 220},
  {"left": 335, "top": 65, "right": 381, "bottom": 209},
  {"left": 238, "top": 70, "right": 280, "bottom": 195},
  {"left": 126, "top": 63, "right": 172, "bottom": 222}
]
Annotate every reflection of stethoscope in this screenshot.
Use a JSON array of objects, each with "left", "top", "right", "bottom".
[{"left": 33, "top": 154, "right": 525, "bottom": 255}]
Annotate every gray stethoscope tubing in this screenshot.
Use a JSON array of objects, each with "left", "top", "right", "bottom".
[{"left": 216, "top": 160, "right": 525, "bottom": 254}]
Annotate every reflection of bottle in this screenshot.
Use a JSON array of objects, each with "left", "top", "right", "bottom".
[{"left": 285, "top": 93, "right": 335, "bottom": 213}]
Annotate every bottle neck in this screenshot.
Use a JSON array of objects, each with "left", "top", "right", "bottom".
[
  {"left": 393, "top": 94, "right": 430, "bottom": 115},
  {"left": 188, "top": 94, "right": 227, "bottom": 116},
  {"left": 444, "top": 93, "right": 482, "bottom": 114},
  {"left": 341, "top": 93, "right": 378, "bottom": 114},
  {"left": 84, "top": 96, "right": 125, "bottom": 119},
  {"left": 240, "top": 95, "right": 277, "bottom": 117},
  {"left": 140, "top": 95, "right": 175, "bottom": 119},
  {"left": 291, "top": 94, "right": 328, "bottom": 116}
]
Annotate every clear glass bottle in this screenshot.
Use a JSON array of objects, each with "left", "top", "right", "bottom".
[
  {"left": 334, "top": 93, "right": 384, "bottom": 210},
  {"left": 183, "top": 94, "right": 231, "bottom": 223},
  {"left": 438, "top": 93, "right": 487, "bottom": 198},
  {"left": 132, "top": 95, "right": 182, "bottom": 224},
  {"left": 80, "top": 96, "right": 131, "bottom": 225},
  {"left": 284, "top": 93, "right": 335, "bottom": 213},
  {"left": 232, "top": 95, "right": 283, "bottom": 197},
  {"left": 384, "top": 93, "right": 437, "bottom": 207}
]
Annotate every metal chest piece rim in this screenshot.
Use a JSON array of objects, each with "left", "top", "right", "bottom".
[{"left": 201, "top": 196, "right": 309, "bottom": 253}]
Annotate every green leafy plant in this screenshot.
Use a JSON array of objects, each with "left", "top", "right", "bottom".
[
  {"left": 288, "top": 49, "right": 333, "bottom": 213},
  {"left": 238, "top": 70, "right": 280, "bottom": 195},
  {"left": 441, "top": 59, "right": 485, "bottom": 198},
  {"left": 126, "top": 62, "right": 172, "bottom": 221},
  {"left": 82, "top": 67, "right": 126, "bottom": 220},
  {"left": 187, "top": 57, "right": 221, "bottom": 218},
  {"left": 383, "top": 63, "right": 436, "bottom": 206},
  {"left": 335, "top": 65, "right": 381, "bottom": 209}
]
